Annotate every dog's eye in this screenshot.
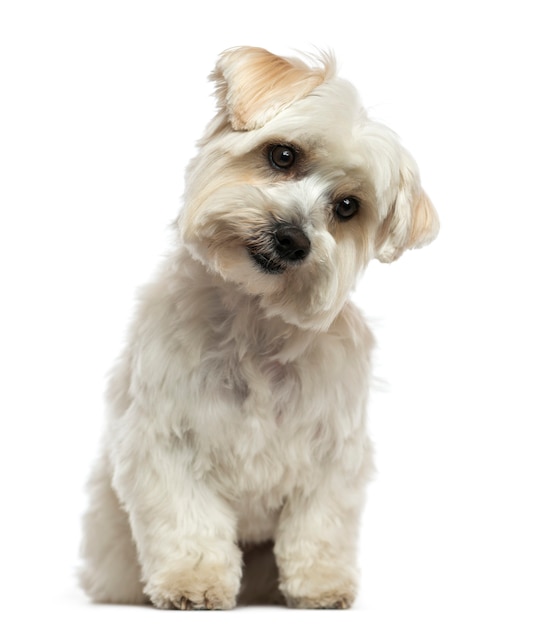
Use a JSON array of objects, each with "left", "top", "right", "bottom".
[
  {"left": 335, "top": 197, "right": 360, "bottom": 221},
  {"left": 269, "top": 145, "right": 296, "bottom": 170}
]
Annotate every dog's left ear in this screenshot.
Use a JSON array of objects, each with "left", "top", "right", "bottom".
[
  {"left": 211, "top": 46, "right": 330, "bottom": 131},
  {"left": 375, "top": 156, "right": 439, "bottom": 263}
]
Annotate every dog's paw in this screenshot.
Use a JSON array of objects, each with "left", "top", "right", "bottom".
[
  {"left": 286, "top": 592, "right": 354, "bottom": 609},
  {"left": 144, "top": 563, "right": 240, "bottom": 610},
  {"left": 279, "top": 564, "right": 357, "bottom": 610}
]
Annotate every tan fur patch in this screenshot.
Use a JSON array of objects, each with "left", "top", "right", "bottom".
[
  {"left": 376, "top": 188, "right": 439, "bottom": 262},
  {"left": 212, "top": 47, "right": 333, "bottom": 131},
  {"left": 144, "top": 560, "right": 241, "bottom": 610},
  {"left": 408, "top": 190, "right": 439, "bottom": 249}
]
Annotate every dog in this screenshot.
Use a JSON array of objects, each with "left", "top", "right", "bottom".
[{"left": 79, "top": 46, "right": 439, "bottom": 610}]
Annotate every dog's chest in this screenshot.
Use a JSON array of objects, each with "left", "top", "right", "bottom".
[
  {"left": 199, "top": 340, "right": 346, "bottom": 495},
  {"left": 206, "top": 346, "right": 312, "bottom": 437},
  {"left": 180, "top": 297, "right": 369, "bottom": 506}
]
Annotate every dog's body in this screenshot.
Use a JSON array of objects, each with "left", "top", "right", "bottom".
[{"left": 79, "top": 47, "right": 438, "bottom": 610}]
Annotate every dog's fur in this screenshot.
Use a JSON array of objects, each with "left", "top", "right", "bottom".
[{"left": 79, "top": 47, "right": 439, "bottom": 610}]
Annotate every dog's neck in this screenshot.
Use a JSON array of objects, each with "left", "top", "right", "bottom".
[{"left": 167, "top": 245, "right": 324, "bottom": 364}]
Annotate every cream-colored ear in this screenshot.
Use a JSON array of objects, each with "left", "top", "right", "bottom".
[
  {"left": 376, "top": 161, "right": 439, "bottom": 263},
  {"left": 210, "top": 46, "right": 332, "bottom": 131}
]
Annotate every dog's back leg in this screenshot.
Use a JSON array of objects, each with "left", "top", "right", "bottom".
[{"left": 78, "top": 453, "right": 146, "bottom": 604}]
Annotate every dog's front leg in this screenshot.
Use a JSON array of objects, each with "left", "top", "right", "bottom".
[
  {"left": 111, "top": 413, "right": 242, "bottom": 610},
  {"left": 274, "top": 475, "right": 366, "bottom": 609}
]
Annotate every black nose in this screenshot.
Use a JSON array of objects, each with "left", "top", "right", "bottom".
[{"left": 273, "top": 224, "right": 311, "bottom": 262}]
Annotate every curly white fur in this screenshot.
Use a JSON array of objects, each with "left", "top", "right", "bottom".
[{"left": 79, "top": 46, "right": 438, "bottom": 610}]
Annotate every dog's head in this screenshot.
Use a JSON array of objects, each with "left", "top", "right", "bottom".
[{"left": 180, "top": 47, "right": 439, "bottom": 330}]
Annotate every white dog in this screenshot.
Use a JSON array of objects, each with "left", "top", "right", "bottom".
[{"left": 79, "top": 46, "right": 439, "bottom": 610}]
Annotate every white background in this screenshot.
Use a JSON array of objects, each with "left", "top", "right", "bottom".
[{"left": 1, "top": 1, "right": 537, "bottom": 624}]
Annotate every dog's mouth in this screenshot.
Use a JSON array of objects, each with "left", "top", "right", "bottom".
[{"left": 247, "top": 248, "right": 287, "bottom": 275}]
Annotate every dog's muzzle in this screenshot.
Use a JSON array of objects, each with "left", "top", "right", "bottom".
[{"left": 248, "top": 223, "right": 311, "bottom": 274}]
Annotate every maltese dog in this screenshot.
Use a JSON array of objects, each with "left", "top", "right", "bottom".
[{"left": 79, "top": 46, "right": 439, "bottom": 610}]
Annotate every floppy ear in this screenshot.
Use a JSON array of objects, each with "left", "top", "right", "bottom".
[
  {"left": 375, "top": 158, "right": 439, "bottom": 263},
  {"left": 210, "top": 46, "right": 331, "bottom": 131}
]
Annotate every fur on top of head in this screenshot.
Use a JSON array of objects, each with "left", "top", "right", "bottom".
[{"left": 180, "top": 47, "right": 439, "bottom": 330}]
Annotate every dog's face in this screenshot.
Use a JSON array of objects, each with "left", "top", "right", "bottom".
[{"left": 181, "top": 47, "right": 439, "bottom": 330}]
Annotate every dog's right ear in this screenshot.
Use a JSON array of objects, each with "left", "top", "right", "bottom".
[{"left": 211, "top": 47, "right": 332, "bottom": 131}]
